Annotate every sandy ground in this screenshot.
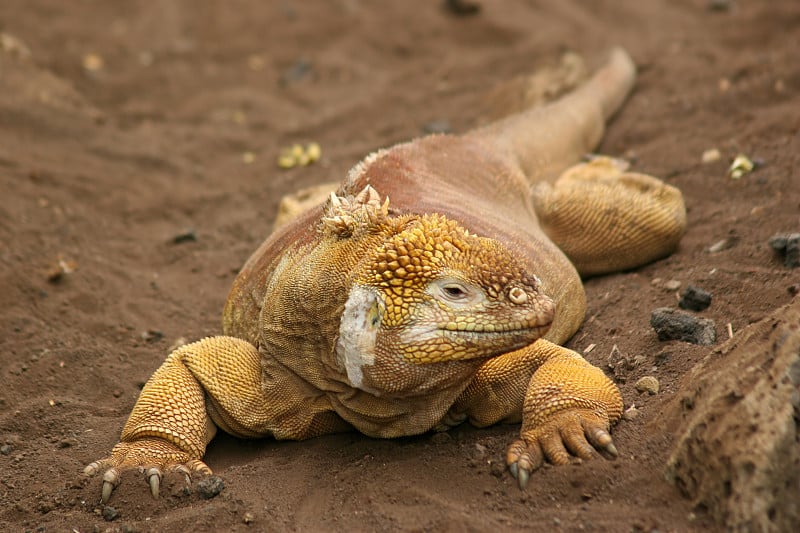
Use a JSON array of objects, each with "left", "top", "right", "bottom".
[{"left": 1, "top": 1, "right": 798, "bottom": 531}]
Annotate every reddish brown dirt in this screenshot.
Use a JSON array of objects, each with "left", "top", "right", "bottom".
[{"left": 1, "top": 1, "right": 798, "bottom": 531}]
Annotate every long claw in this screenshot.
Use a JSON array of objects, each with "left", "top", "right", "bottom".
[
  {"left": 605, "top": 441, "right": 619, "bottom": 458},
  {"left": 101, "top": 469, "right": 119, "bottom": 503},
  {"left": 147, "top": 467, "right": 162, "bottom": 499},
  {"left": 588, "top": 427, "right": 618, "bottom": 459},
  {"left": 508, "top": 462, "right": 519, "bottom": 480},
  {"left": 172, "top": 464, "right": 192, "bottom": 489},
  {"left": 517, "top": 467, "right": 530, "bottom": 490},
  {"left": 101, "top": 481, "right": 113, "bottom": 503}
]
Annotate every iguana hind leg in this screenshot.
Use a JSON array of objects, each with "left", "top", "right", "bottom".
[
  {"left": 532, "top": 157, "right": 687, "bottom": 276},
  {"left": 84, "top": 336, "right": 348, "bottom": 502}
]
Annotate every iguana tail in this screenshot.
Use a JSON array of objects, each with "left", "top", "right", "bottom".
[{"left": 468, "top": 47, "right": 636, "bottom": 183}]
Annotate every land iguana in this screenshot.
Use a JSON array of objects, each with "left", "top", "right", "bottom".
[{"left": 84, "top": 48, "right": 686, "bottom": 501}]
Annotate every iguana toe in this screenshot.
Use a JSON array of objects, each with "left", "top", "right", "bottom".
[
  {"left": 83, "top": 438, "right": 211, "bottom": 502},
  {"left": 584, "top": 425, "right": 618, "bottom": 459},
  {"left": 147, "top": 466, "right": 162, "bottom": 499},
  {"left": 506, "top": 440, "right": 542, "bottom": 489},
  {"left": 100, "top": 468, "right": 120, "bottom": 503},
  {"left": 506, "top": 409, "right": 618, "bottom": 489}
]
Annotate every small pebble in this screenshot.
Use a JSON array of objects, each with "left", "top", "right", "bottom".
[
  {"left": 0, "top": 32, "right": 32, "bottom": 59},
  {"left": 102, "top": 505, "right": 119, "bottom": 521},
  {"left": 635, "top": 376, "right": 660, "bottom": 395},
  {"left": 679, "top": 284, "right": 712, "bottom": 311},
  {"left": 663, "top": 279, "right": 682, "bottom": 291},
  {"left": 707, "top": 236, "right": 738, "bottom": 253},
  {"left": 489, "top": 461, "right": 505, "bottom": 478},
  {"left": 243, "top": 512, "right": 255, "bottom": 524},
  {"left": 701, "top": 148, "right": 721, "bottom": 163},
  {"left": 82, "top": 53, "right": 104, "bottom": 72},
  {"left": 651, "top": 308, "right": 716, "bottom": 345},
  {"left": 0, "top": 444, "right": 12, "bottom": 455},
  {"left": 707, "top": 0, "right": 733, "bottom": 12},
  {"left": 281, "top": 58, "right": 312, "bottom": 84},
  {"left": 141, "top": 329, "right": 163, "bottom": 343},
  {"left": 444, "top": 0, "right": 482, "bottom": 16},
  {"left": 622, "top": 405, "right": 640, "bottom": 420},
  {"left": 57, "top": 438, "right": 76, "bottom": 448},
  {"left": 197, "top": 475, "right": 225, "bottom": 499},
  {"left": 430, "top": 431, "right": 452, "bottom": 444},
  {"left": 172, "top": 228, "right": 197, "bottom": 244}
]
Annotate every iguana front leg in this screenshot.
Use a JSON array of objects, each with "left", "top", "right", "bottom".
[
  {"left": 444, "top": 339, "right": 622, "bottom": 489},
  {"left": 84, "top": 339, "right": 224, "bottom": 502},
  {"left": 84, "top": 336, "right": 349, "bottom": 502}
]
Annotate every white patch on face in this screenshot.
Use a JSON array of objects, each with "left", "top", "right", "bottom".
[
  {"left": 399, "top": 322, "right": 438, "bottom": 347},
  {"left": 335, "top": 285, "right": 382, "bottom": 393}
]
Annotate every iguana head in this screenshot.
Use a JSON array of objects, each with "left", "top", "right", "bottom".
[{"left": 330, "top": 186, "right": 554, "bottom": 395}]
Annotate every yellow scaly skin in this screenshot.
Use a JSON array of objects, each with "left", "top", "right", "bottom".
[{"left": 84, "top": 48, "right": 686, "bottom": 500}]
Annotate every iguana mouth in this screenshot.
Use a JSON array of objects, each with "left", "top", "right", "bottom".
[
  {"left": 437, "top": 320, "right": 550, "bottom": 334},
  {"left": 437, "top": 324, "right": 551, "bottom": 344}
]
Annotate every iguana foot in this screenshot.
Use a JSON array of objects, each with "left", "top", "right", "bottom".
[
  {"left": 505, "top": 409, "right": 617, "bottom": 489},
  {"left": 84, "top": 437, "right": 212, "bottom": 502}
]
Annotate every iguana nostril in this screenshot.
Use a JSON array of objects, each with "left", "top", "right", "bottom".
[{"left": 508, "top": 287, "right": 528, "bottom": 304}]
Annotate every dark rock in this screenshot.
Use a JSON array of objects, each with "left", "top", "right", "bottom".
[
  {"left": 679, "top": 284, "right": 712, "bottom": 311},
  {"left": 444, "top": 0, "right": 481, "bottom": 16},
  {"left": 280, "top": 58, "right": 312, "bottom": 85},
  {"left": 651, "top": 307, "right": 716, "bottom": 345},
  {"left": 171, "top": 228, "right": 197, "bottom": 244},
  {"left": 197, "top": 475, "right": 225, "bottom": 499},
  {"left": 102, "top": 505, "right": 119, "bottom": 521},
  {"left": 707, "top": 0, "right": 733, "bottom": 12},
  {"left": 0, "top": 444, "right": 12, "bottom": 455},
  {"left": 768, "top": 233, "right": 800, "bottom": 268}
]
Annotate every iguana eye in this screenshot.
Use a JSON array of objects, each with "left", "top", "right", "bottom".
[
  {"left": 430, "top": 279, "right": 486, "bottom": 306},
  {"left": 442, "top": 285, "right": 467, "bottom": 299}
]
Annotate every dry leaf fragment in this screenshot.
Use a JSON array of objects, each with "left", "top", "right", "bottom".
[
  {"left": 729, "top": 154, "right": 754, "bottom": 179},
  {"left": 82, "top": 53, "right": 104, "bottom": 72},
  {"left": 46, "top": 255, "right": 78, "bottom": 282},
  {"left": 277, "top": 142, "right": 322, "bottom": 168}
]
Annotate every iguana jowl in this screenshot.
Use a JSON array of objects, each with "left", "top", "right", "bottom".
[{"left": 85, "top": 48, "right": 686, "bottom": 501}]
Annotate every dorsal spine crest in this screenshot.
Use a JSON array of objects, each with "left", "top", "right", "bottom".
[{"left": 319, "top": 184, "right": 390, "bottom": 238}]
